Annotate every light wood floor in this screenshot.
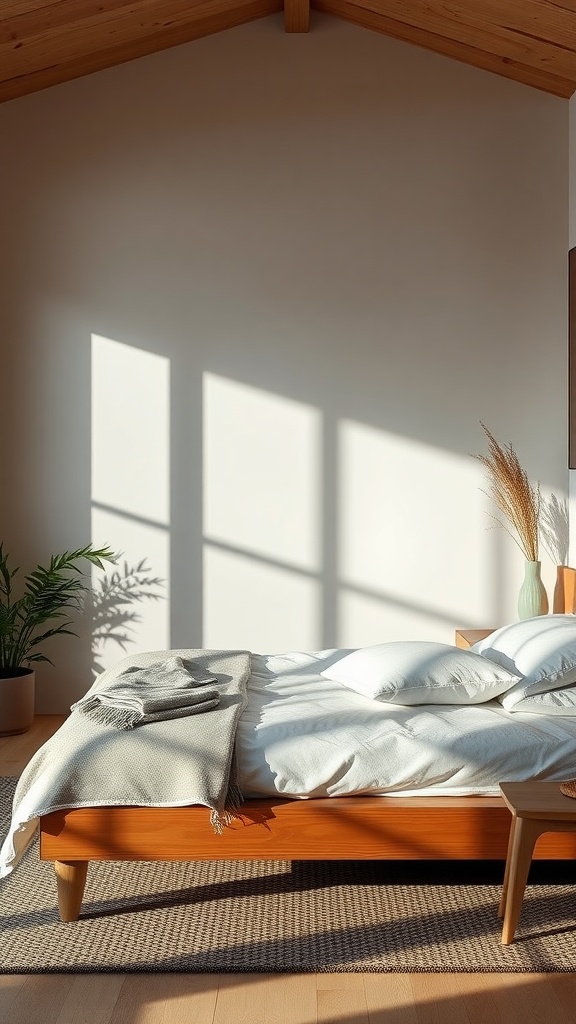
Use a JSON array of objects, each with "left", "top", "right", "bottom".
[{"left": 1, "top": 718, "right": 576, "bottom": 1024}]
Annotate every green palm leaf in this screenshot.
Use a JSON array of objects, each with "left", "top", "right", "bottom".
[{"left": 0, "top": 543, "right": 117, "bottom": 674}]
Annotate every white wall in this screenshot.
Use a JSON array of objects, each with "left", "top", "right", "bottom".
[{"left": 0, "top": 15, "right": 569, "bottom": 711}]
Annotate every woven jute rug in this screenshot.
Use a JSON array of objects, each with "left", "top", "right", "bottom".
[{"left": 1, "top": 777, "right": 575, "bottom": 974}]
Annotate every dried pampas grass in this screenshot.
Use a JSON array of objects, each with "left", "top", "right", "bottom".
[{"left": 472, "top": 423, "right": 540, "bottom": 562}]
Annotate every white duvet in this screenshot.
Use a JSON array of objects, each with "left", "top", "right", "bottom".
[{"left": 236, "top": 649, "right": 576, "bottom": 798}]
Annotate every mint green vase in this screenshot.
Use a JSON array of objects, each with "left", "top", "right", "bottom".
[{"left": 517, "top": 560, "right": 549, "bottom": 620}]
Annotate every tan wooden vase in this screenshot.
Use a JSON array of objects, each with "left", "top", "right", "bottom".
[
  {"left": 0, "top": 669, "right": 35, "bottom": 735},
  {"left": 553, "top": 565, "right": 576, "bottom": 614}
]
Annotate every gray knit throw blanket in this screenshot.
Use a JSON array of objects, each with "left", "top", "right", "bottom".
[
  {"left": 0, "top": 650, "right": 253, "bottom": 876},
  {"left": 71, "top": 655, "right": 220, "bottom": 729}
]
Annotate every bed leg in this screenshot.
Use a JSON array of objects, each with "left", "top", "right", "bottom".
[{"left": 54, "top": 860, "right": 89, "bottom": 922}]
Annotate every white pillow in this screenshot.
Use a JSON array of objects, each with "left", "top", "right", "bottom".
[
  {"left": 472, "top": 614, "right": 576, "bottom": 711},
  {"left": 320, "top": 641, "right": 521, "bottom": 705},
  {"left": 504, "top": 686, "right": 576, "bottom": 716}
]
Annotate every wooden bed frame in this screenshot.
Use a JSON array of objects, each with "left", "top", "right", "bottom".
[
  {"left": 41, "top": 793, "right": 576, "bottom": 922},
  {"left": 39, "top": 571, "right": 576, "bottom": 922}
]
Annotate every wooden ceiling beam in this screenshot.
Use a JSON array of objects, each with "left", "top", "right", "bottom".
[
  {"left": 315, "top": 0, "right": 576, "bottom": 96},
  {"left": 332, "top": 0, "right": 576, "bottom": 81},
  {"left": 0, "top": 0, "right": 281, "bottom": 101},
  {"left": 284, "top": 0, "right": 309, "bottom": 31},
  {"left": 1, "top": 0, "right": 576, "bottom": 101},
  {"left": 0, "top": 0, "right": 281, "bottom": 88}
]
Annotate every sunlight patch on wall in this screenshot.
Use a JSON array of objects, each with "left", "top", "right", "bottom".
[
  {"left": 92, "top": 335, "right": 170, "bottom": 523},
  {"left": 91, "top": 334, "right": 170, "bottom": 671},
  {"left": 204, "top": 546, "right": 319, "bottom": 651},
  {"left": 338, "top": 590, "right": 457, "bottom": 647},
  {"left": 338, "top": 420, "right": 489, "bottom": 643},
  {"left": 203, "top": 373, "right": 321, "bottom": 650},
  {"left": 204, "top": 374, "right": 321, "bottom": 568}
]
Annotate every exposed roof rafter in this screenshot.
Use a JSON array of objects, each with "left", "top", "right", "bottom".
[
  {"left": 1, "top": 0, "right": 575, "bottom": 103},
  {"left": 285, "top": 0, "right": 310, "bottom": 32}
]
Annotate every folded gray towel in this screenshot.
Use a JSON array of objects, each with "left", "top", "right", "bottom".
[{"left": 71, "top": 655, "right": 220, "bottom": 729}]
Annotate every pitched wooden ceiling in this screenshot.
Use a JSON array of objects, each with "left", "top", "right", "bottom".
[{"left": 2, "top": 0, "right": 576, "bottom": 104}]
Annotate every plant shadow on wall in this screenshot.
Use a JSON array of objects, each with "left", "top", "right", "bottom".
[
  {"left": 539, "top": 492, "right": 569, "bottom": 568},
  {"left": 539, "top": 492, "right": 570, "bottom": 614},
  {"left": 88, "top": 559, "right": 165, "bottom": 679}
]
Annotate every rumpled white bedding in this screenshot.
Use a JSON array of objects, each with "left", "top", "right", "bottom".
[{"left": 235, "top": 650, "right": 576, "bottom": 798}]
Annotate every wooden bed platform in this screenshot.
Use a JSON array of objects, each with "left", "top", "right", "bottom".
[{"left": 40, "top": 794, "right": 576, "bottom": 922}]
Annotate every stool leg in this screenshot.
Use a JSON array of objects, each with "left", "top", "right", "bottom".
[
  {"left": 501, "top": 818, "right": 543, "bottom": 945},
  {"left": 499, "top": 815, "right": 517, "bottom": 919}
]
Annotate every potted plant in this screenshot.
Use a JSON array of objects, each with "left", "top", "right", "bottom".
[{"left": 0, "top": 542, "right": 117, "bottom": 735}]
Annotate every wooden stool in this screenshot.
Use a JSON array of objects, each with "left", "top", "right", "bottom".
[{"left": 499, "top": 781, "right": 576, "bottom": 944}]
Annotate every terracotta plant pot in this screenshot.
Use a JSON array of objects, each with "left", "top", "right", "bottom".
[{"left": 0, "top": 669, "right": 35, "bottom": 735}]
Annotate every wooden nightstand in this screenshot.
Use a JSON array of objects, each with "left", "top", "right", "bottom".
[{"left": 455, "top": 628, "right": 496, "bottom": 649}]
